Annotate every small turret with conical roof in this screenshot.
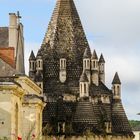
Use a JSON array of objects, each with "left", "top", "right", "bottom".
[
  {"left": 35, "top": 49, "right": 43, "bottom": 89},
  {"left": 29, "top": 50, "right": 35, "bottom": 60},
  {"left": 99, "top": 53, "right": 105, "bottom": 84},
  {"left": 91, "top": 50, "right": 98, "bottom": 60},
  {"left": 36, "top": 49, "right": 43, "bottom": 71},
  {"left": 99, "top": 53, "right": 105, "bottom": 63},
  {"left": 83, "top": 47, "right": 91, "bottom": 83},
  {"left": 91, "top": 50, "right": 99, "bottom": 86},
  {"left": 29, "top": 50, "right": 36, "bottom": 80},
  {"left": 83, "top": 47, "right": 91, "bottom": 70},
  {"left": 112, "top": 72, "right": 121, "bottom": 85},
  {"left": 112, "top": 72, "right": 121, "bottom": 99},
  {"left": 79, "top": 72, "right": 89, "bottom": 98}
]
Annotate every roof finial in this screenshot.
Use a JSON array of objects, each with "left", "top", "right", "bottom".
[{"left": 17, "top": 11, "right": 21, "bottom": 24}]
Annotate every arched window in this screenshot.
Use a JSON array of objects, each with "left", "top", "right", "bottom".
[
  {"left": 15, "top": 103, "right": 18, "bottom": 137},
  {"left": 80, "top": 84, "right": 82, "bottom": 94},
  {"left": 30, "top": 62, "right": 31, "bottom": 69},
  {"left": 91, "top": 61, "right": 93, "bottom": 68},
  {"left": 95, "top": 61, "right": 97, "bottom": 68},
  {"left": 60, "top": 59, "right": 66, "bottom": 69},
  {"left": 101, "top": 63, "right": 104, "bottom": 72},
  {"left": 84, "top": 83, "right": 86, "bottom": 94},
  {"left": 84, "top": 60, "right": 86, "bottom": 69},
  {"left": 38, "top": 60, "right": 41, "bottom": 68},
  {"left": 117, "top": 86, "right": 120, "bottom": 96},
  {"left": 87, "top": 60, "right": 90, "bottom": 68},
  {"left": 113, "top": 86, "right": 116, "bottom": 95},
  {"left": 93, "top": 61, "right": 96, "bottom": 68},
  {"left": 33, "top": 62, "right": 35, "bottom": 70}
]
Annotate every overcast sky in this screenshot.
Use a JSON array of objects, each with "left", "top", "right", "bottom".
[{"left": 0, "top": 0, "right": 140, "bottom": 120}]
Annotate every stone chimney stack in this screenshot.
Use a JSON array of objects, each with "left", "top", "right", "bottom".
[{"left": 9, "top": 13, "right": 18, "bottom": 58}]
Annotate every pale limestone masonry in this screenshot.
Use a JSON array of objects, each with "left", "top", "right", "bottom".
[
  {"left": 9, "top": 13, "right": 17, "bottom": 55},
  {"left": 0, "top": 76, "right": 44, "bottom": 140}
]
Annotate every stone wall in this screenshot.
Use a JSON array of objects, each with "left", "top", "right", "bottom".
[{"left": 0, "top": 88, "right": 22, "bottom": 140}]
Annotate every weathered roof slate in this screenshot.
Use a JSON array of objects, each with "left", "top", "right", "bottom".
[{"left": 0, "top": 27, "right": 9, "bottom": 47}]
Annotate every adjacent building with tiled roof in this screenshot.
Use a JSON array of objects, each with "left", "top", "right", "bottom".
[
  {"left": 0, "top": 12, "right": 25, "bottom": 76},
  {"left": 29, "top": 0, "right": 134, "bottom": 139}
]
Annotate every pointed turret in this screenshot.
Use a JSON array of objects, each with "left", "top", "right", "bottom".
[
  {"left": 36, "top": 49, "right": 43, "bottom": 71},
  {"left": 99, "top": 54, "right": 105, "bottom": 84},
  {"left": 83, "top": 47, "right": 91, "bottom": 83},
  {"left": 16, "top": 23, "right": 25, "bottom": 74},
  {"left": 29, "top": 50, "right": 36, "bottom": 80},
  {"left": 91, "top": 50, "right": 98, "bottom": 60},
  {"left": 99, "top": 53, "right": 105, "bottom": 63},
  {"left": 79, "top": 72, "right": 89, "bottom": 97},
  {"left": 91, "top": 50, "right": 99, "bottom": 86},
  {"left": 35, "top": 49, "right": 43, "bottom": 88},
  {"left": 112, "top": 72, "right": 121, "bottom": 85},
  {"left": 29, "top": 50, "right": 36, "bottom": 60},
  {"left": 112, "top": 72, "right": 121, "bottom": 100}
]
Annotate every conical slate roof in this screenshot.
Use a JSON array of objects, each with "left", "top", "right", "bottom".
[
  {"left": 73, "top": 99, "right": 97, "bottom": 131},
  {"left": 112, "top": 100, "right": 134, "bottom": 136},
  {"left": 91, "top": 50, "right": 98, "bottom": 59},
  {"left": 42, "top": 0, "right": 89, "bottom": 58},
  {"left": 83, "top": 47, "right": 91, "bottom": 58},
  {"left": 99, "top": 54, "right": 105, "bottom": 63},
  {"left": 112, "top": 72, "right": 121, "bottom": 84},
  {"left": 36, "top": 49, "right": 42, "bottom": 59},
  {"left": 73, "top": 100, "right": 96, "bottom": 123},
  {"left": 29, "top": 50, "right": 36, "bottom": 60},
  {"left": 79, "top": 72, "right": 89, "bottom": 82}
]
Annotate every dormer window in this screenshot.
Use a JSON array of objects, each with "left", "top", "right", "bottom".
[
  {"left": 36, "top": 59, "right": 43, "bottom": 70},
  {"left": 99, "top": 63, "right": 104, "bottom": 73},
  {"left": 83, "top": 59, "right": 90, "bottom": 70},
  {"left": 91, "top": 60, "right": 98, "bottom": 70},
  {"left": 60, "top": 58, "right": 66, "bottom": 69},
  {"left": 117, "top": 85, "right": 120, "bottom": 96},
  {"left": 29, "top": 61, "right": 36, "bottom": 71}
]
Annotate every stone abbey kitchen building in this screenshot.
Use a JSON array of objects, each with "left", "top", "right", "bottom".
[
  {"left": 28, "top": 0, "right": 134, "bottom": 139},
  {"left": 0, "top": 0, "right": 134, "bottom": 140}
]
